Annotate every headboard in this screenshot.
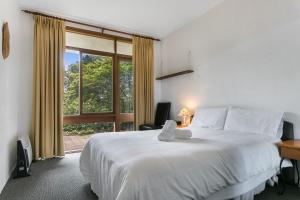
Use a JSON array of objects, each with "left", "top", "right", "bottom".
[{"left": 282, "top": 121, "right": 294, "bottom": 141}]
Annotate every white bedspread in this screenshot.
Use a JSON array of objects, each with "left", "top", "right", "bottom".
[{"left": 80, "top": 127, "right": 281, "bottom": 200}]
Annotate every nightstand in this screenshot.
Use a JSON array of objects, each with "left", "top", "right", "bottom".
[{"left": 277, "top": 140, "right": 300, "bottom": 194}]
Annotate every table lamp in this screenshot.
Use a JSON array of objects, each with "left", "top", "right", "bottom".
[{"left": 178, "top": 108, "right": 191, "bottom": 126}]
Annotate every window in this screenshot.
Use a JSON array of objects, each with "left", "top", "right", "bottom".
[
  {"left": 82, "top": 53, "right": 113, "bottom": 113},
  {"left": 120, "top": 122, "right": 134, "bottom": 131},
  {"left": 63, "top": 122, "right": 114, "bottom": 152},
  {"left": 66, "top": 32, "right": 114, "bottom": 53},
  {"left": 117, "top": 41, "right": 133, "bottom": 56},
  {"left": 64, "top": 50, "right": 80, "bottom": 115},
  {"left": 64, "top": 122, "right": 114, "bottom": 136},
  {"left": 119, "top": 59, "right": 133, "bottom": 113},
  {"left": 63, "top": 28, "right": 134, "bottom": 151}
]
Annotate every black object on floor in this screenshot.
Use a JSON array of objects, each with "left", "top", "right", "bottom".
[{"left": 14, "top": 140, "right": 31, "bottom": 178}]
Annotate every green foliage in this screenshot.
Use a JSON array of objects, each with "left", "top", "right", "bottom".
[
  {"left": 64, "top": 62, "right": 80, "bottom": 115},
  {"left": 63, "top": 51, "right": 134, "bottom": 135},
  {"left": 82, "top": 54, "right": 113, "bottom": 113},
  {"left": 120, "top": 121, "right": 134, "bottom": 131},
  {"left": 120, "top": 60, "right": 133, "bottom": 113},
  {"left": 63, "top": 123, "right": 114, "bottom": 136}
]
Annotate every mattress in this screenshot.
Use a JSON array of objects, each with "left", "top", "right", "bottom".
[{"left": 80, "top": 127, "right": 281, "bottom": 200}]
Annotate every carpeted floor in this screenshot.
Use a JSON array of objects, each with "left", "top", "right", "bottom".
[
  {"left": 0, "top": 153, "right": 97, "bottom": 200},
  {"left": 0, "top": 153, "right": 299, "bottom": 200}
]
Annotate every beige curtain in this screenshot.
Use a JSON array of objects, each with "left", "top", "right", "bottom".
[
  {"left": 31, "top": 15, "right": 65, "bottom": 159},
  {"left": 133, "top": 37, "right": 154, "bottom": 130}
]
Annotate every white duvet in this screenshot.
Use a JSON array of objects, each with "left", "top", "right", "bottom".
[{"left": 80, "top": 127, "right": 281, "bottom": 200}]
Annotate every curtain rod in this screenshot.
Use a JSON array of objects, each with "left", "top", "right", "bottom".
[{"left": 22, "top": 10, "right": 161, "bottom": 41}]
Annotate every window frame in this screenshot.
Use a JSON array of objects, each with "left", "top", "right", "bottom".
[{"left": 63, "top": 27, "right": 134, "bottom": 132}]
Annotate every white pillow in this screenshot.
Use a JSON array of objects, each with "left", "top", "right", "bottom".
[
  {"left": 191, "top": 107, "right": 228, "bottom": 129},
  {"left": 224, "top": 107, "right": 284, "bottom": 137}
]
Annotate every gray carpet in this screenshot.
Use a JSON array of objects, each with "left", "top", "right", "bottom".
[
  {"left": 0, "top": 153, "right": 299, "bottom": 200},
  {"left": 0, "top": 153, "right": 97, "bottom": 200}
]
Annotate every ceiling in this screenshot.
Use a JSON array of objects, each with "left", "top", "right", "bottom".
[{"left": 18, "top": 0, "right": 224, "bottom": 38}]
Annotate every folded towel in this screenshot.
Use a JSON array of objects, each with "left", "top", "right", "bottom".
[
  {"left": 157, "top": 120, "right": 177, "bottom": 142},
  {"left": 174, "top": 129, "right": 192, "bottom": 139}
]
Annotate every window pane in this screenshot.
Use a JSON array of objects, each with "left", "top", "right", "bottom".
[
  {"left": 64, "top": 49, "right": 80, "bottom": 115},
  {"left": 66, "top": 32, "right": 114, "bottom": 53},
  {"left": 120, "top": 60, "right": 133, "bottom": 113},
  {"left": 82, "top": 53, "right": 113, "bottom": 113},
  {"left": 120, "top": 122, "right": 134, "bottom": 131},
  {"left": 63, "top": 122, "right": 114, "bottom": 136},
  {"left": 63, "top": 122, "right": 114, "bottom": 152},
  {"left": 117, "top": 41, "right": 132, "bottom": 56}
]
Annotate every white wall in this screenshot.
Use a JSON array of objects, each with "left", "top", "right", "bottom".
[
  {"left": 17, "top": 14, "right": 33, "bottom": 138},
  {"left": 160, "top": 0, "right": 300, "bottom": 138},
  {"left": 154, "top": 41, "right": 162, "bottom": 104},
  {"left": 0, "top": 0, "right": 33, "bottom": 193}
]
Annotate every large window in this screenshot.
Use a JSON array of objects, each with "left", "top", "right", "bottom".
[
  {"left": 82, "top": 53, "right": 113, "bottom": 113},
  {"left": 63, "top": 27, "right": 134, "bottom": 151}
]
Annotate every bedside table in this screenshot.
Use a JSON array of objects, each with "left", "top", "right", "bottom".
[{"left": 277, "top": 140, "right": 300, "bottom": 194}]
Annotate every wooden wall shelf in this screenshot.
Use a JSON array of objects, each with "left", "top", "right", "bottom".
[{"left": 156, "top": 70, "right": 194, "bottom": 80}]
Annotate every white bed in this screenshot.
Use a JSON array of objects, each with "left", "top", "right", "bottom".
[{"left": 80, "top": 127, "right": 282, "bottom": 200}]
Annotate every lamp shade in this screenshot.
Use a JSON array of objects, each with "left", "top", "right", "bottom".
[{"left": 178, "top": 108, "right": 190, "bottom": 117}]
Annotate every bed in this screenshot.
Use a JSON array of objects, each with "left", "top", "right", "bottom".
[{"left": 79, "top": 107, "right": 293, "bottom": 200}]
